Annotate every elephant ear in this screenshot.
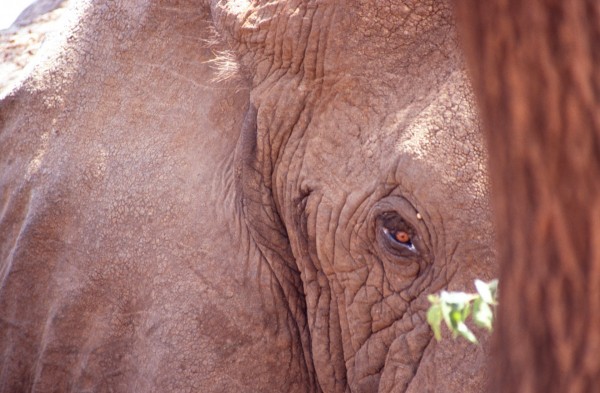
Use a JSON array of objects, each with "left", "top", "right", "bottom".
[
  {"left": 0, "top": 1, "right": 330, "bottom": 391},
  {"left": 234, "top": 104, "right": 294, "bottom": 267},
  {"left": 0, "top": 1, "right": 258, "bottom": 387},
  {"left": 0, "top": 0, "right": 254, "bottom": 208},
  {"left": 0, "top": 1, "right": 254, "bottom": 252}
]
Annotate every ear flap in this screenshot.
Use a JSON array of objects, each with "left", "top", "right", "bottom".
[
  {"left": 235, "top": 102, "right": 288, "bottom": 241},
  {"left": 0, "top": 2, "right": 256, "bottom": 390},
  {"left": 234, "top": 102, "right": 297, "bottom": 273}
]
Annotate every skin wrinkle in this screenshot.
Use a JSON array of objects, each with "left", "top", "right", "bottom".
[
  {"left": 387, "top": 330, "right": 432, "bottom": 393},
  {"left": 239, "top": 211, "right": 311, "bottom": 383},
  {"left": 239, "top": 66, "right": 324, "bottom": 388}
]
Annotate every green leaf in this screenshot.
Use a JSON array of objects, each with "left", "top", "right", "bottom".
[
  {"left": 461, "top": 301, "right": 472, "bottom": 320},
  {"left": 427, "top": 294, "right": 440, "bottom": 305},
  {"left": 449, "top": 307, "right": 466, "bottom": 338},
  {"left": 449, "top": 308, "right": 462, "bottom": 325},
  {"left": 440, "top": 291, "right": 474, "bottom": 306},
  {"left": 473, "top": 298, "right": 494, "bottom": 331},
  {"left": 426, "top": 279, "right": 499, "bottom": 345},
  {"left": 456, "top": 322, "right": 478, "bottom": 344},
  {"left": 427, "top": 304, "right": 443, "bottom": 341},
  {"left": 474, "top": 279, "right": 495, "bottom": 304},
  {"left": 440, "top": 297, "right": 453, "bottom": 331}
]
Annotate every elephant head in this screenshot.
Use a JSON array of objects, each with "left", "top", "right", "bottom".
[
  {"left": 217, "top": 0, "right": 496, "bottom": 391},
  {"left": 0, "top": 0, "right": 495, "bottom": 392}
]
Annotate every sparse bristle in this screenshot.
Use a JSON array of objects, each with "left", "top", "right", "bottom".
[
  {"left": 201, "top": 25, "right": 244, "bottom": 86},
  {"left": 206, "top": 50, "right": 241, "bottom": 84}
]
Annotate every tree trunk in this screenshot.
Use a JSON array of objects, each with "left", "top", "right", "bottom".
[{"left": 454, "top": 1, "right": 600, "bottom": 392}]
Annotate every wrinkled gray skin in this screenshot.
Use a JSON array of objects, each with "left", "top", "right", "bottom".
[{"left": 0, "top": 1, "right": 495, "bottom": 392}]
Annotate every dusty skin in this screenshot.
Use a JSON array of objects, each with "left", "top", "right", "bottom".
[{"left": 0, "top": 1, "right": 495, "bottom": 392}]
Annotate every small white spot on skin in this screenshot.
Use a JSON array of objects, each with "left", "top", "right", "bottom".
[
  {"left": 228, "top": 0, "right": 251, "bottom": 15},
  {"left": 416, "top": 213, "right": 422, "bottom": 220}
]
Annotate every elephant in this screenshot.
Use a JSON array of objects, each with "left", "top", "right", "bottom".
[{"left": 0, "top": 1, "right": 495, "bottom": 392}]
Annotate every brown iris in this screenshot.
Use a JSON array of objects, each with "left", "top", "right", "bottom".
[{"left": 394, "top": 231, "right": 411, "bottom": 244}]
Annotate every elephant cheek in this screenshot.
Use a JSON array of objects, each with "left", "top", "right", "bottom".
[
  {"left": 382, "top": 328, "right": 490, "bottom": 393},
  {"left": 377, "top": 322, "right": 432, "bottom": 393}
]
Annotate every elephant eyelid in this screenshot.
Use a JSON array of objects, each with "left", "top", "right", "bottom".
[
  {"left": 375, "top": 211, "right": 421, "bottom": 258},
  {"left": 369, "top": 198, "right": 430, "bottom": 264}
]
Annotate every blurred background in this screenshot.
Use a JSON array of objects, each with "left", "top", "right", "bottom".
[
  {"left": 0, "top": 0, "right": 38, "bottom": 29},
  {"left": 0, "top": 0, "right": 69, "bottom": 95}
]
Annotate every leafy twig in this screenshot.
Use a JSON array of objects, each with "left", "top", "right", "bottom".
[{"left": 427, "top": 279, "right": 498, "bottom": 344}]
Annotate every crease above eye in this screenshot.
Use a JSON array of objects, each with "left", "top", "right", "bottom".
[{"left": 382, "top": 227, "right": 417, "bottom": 253}]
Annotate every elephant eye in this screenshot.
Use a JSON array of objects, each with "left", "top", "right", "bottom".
[
  {"left": 383, "top": 228, "right": 416, "bottom": 252},
  {"left": 377, "top": 212, "right": 419, "bottom": 255}
]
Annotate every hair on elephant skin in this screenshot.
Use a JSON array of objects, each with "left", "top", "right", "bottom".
[{"left": 0, "top": 1, "right": 495, "bottom": 392}]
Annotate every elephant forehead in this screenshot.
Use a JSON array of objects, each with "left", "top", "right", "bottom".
[
  {"left": 391, "top": 71, "right": 489, "bottom": 201},
  {"left": 296, "top": 70, "right": 488, "bottom": 201},
  {"left": 217, "top": 0, "right": 457, "bottom": 82},
  {"left": 343, "top": 0, "right": 454, "bottom": 49}
]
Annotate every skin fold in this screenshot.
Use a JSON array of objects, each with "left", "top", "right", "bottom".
[{"left": 0, "top": 1, "right": 495, "bottom": 392}]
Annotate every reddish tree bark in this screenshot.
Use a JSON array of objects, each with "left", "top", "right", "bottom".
[{"left": 454, "top": 1, "right": 600, "bottom": 392}]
